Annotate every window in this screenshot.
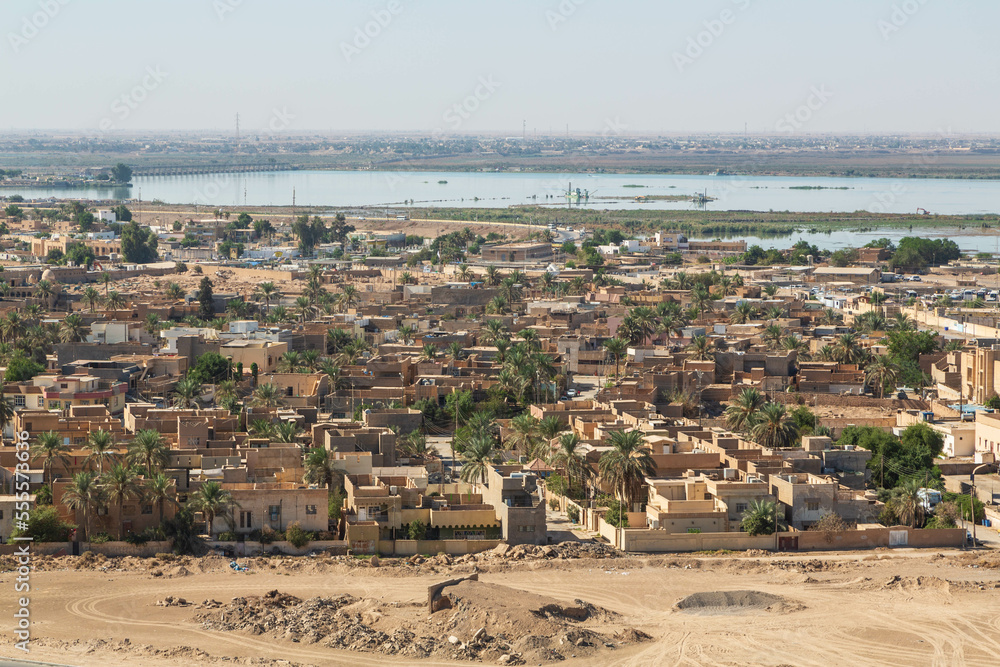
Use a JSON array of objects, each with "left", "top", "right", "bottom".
[
  {"left": 13, "top": 395, "right": 25, "bottom": 407},
  {"left": 517, "top": 525, "right": 536, "bottom": 533},
  {"left": 80, "top": 400, "right": 90, "bottom": 406},
  {"left": 0, "top": 510, "right": 4, "bottom": 520},
  {"left": 50, "top": 401, "right": 60, "bottom": 409},
  {"left": 806, "top": 501, "right": 821, "bottom": 512},
  {"left": 735, "top": 503, "right": 748, "bottom": 513},
  {"left": 239, "top": 511, "right": 253, "bottom": 528},
  {"left": 141, "top": 505, "right": 153, "bottom": 515},
  {"left": 305, "top": 505, "right": 317, "bottom": 515},
  {"left": 187, "top": 437, "right": 201, "bottom": 446}
]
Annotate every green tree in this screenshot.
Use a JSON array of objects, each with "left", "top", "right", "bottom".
[
  {"left": 110, "top": 163, "right": 133, "bottom": 183},
  {"left": 10, "top": 506, "right": 74, "bottom": 543},
  {"left": 725, "top": 388, "right": 767, "bottom": 433},
  {"left": 188, "top": 352, "right": 232, "bottom": 385},
  {"left": 31, "top": 431, "right": 69, "bottom": 487},
  {"left": 750, "top": 403, "right": 798, "bottom": 448},
  {"left": 303, "top": 447, "right": 344, "bottom": 490},
  {"left": 190, "top": 481, "right": 238, "bottom": 537},
  {"left": 128, "top": 429, "right": 170, "bottom": 475},
  {"left": 741, "top": 499, "right": 779, "bottom": 536},
  {"left": 101, "top": 462, "right": 141, "bottom": 539},
  {"left": 61, "top": 471, "right": 101, "bottom": 541},
  {"left": 120, "top": 221, "right": 158, "bottom": 263},
  {"left": 598, "top": 430, "right": 654, "bottom": 511},
  {"left": 196, "top": 276, "right": 215, "bottom": 319}
]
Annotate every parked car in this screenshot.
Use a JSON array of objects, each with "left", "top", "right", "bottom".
[{"left": 567, "top": 389, "right": 578, "bottom": 397}]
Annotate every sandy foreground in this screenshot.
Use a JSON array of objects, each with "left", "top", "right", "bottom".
[{"left": 1, "top": 549, "right": 999, "bottom": 666}]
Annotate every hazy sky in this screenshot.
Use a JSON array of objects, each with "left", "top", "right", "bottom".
[{"left": 1, "top": 0, "right": 997, "bottom": 135}]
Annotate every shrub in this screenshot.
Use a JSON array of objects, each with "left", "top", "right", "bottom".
[
  {"left": 548, "top": 497, "right": 560, "bottom": 511},
  {"left": 192, "top": 265, "right": 203, "bottom": 274},
  {"left": 566, "top": 505, "right": 580, "bottom": 524},
  {"left": 285, "top": 522, "right": 310, "bottom": 548},
  {"left": 407, "top": 520, "right": 426, "bottom": 541},
  {"left": 217, "top": 530, "right": 237, "bottom": 542},
  {"left": 604, "top": 499, "right": 629, "bottom": 528},
  {"left": 90, "top": 532, "right": 112, "bottom": 544},
  {"left": 9, "top": 506, "right": 74, "bottom": 543},
  {"left": 124, "top": 531, "right": 148, "bottom": 546}
]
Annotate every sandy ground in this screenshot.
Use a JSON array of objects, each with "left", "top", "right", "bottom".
[{"left": 2, "top": 549, "right": 1000, "bottom": 666}]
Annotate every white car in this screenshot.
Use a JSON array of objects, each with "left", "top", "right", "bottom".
[{"left": 567, "top": 389, "right": 578, "bottom": 397}]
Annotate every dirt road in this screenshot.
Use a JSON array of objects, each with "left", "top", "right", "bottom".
[{"left": 2, "top": 548, "right": 999, "bottom": 666}]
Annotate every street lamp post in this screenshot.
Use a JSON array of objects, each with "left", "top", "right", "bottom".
[{"left": 970, "top": 463, "right": 994, "bottom": 546}]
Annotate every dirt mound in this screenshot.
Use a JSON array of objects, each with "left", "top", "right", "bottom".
[
  {"left": 675, "top": 590, "right": 802, "bottom": 615},
  {"left": 197, "top": 583, "right": 649, "bottom": 663}
]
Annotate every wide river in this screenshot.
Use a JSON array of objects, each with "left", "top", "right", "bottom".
[{"left": 7, "top": 170, "right": 1000, "bottom": 251}]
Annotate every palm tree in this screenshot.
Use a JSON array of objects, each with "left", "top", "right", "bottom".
[
  {"left": 254, "top": 282, "right": 278, "bottom": 316},
  {"left": 100, "top": 271, "right": 112, "bottom": 296},
  {"left": 690, "top": 286, "right": 714, "bottom": 316},
  {"left": 833, "top": 333, "right": 865, "bottom": 366},
  {"left": 397, "top": 325, "right": 416, "bottom": 345},
  {"left": 763, "top": 284, "right": 778, "bottom": 297},
  {"left": 538, "top": 416, "right": 563, "bottom": 442},
  {"left": 603, "top": 337, "right": 628, "bottom": 379},
  {"left": 457, "top": 264, "right": 474, "bottom": 282},
  {"left": 598, "top": 430, "right": 654, "bottom": 511},
  {"left": 59, "top": 313, "right": 87, "bottom": 343},
  {"left": 31, "top": 431, "right": 69, "bottom": 487},
  {"left": 252, "top": 383, "right": 285, "bottom": 408},
  {"left": 303, "top": 447, "right": 345, "bottom": 490},
  {"left": 339, "top": 284, "right": 360, "bottom": 311},
  {"left": 62, "top": 471, "right": 101, "bottom": 541},
  {"left": 482, "top": 319, "right": 509, "bottom": 345},
  {"left": 102, "top": 463, "right": 141, "bottom": 539},
  {"left": 781, "top": 336, "right": 810, "bottom": 360},
  {"left": 763, "top": 324, "right": 783, "bottom": 350},
  {"left": 82, "top": 286, "right": 101, "bottom": 313},
  {"left": 84, "top": 430, "right": 117, "bottom": 474},
  {"left": 892, "top": 313, "right": 915, "bottom": 332},
  {"left": 486, "top": 295, "right": 508, "bottom": 315},
  {"left": 629, "top": 306, "right": 658, "bottom": 345},
  {"left": 891, "top": 478, "right": 924, "bottom": 528},
  {"left": 820, "top": 308, "right": 842, "bottom": 325},
  {"left": 498, "top": 279, "right": 523, "bottom": 307},
  {"left": 484, "top": 265, "right": 502, "bottom": 286},
  {"left": 172, "top": 376, "right": 202, "bottom": 408},
  {"left": 869, "top": 290, "right": 887, "bottom": 315},
  {"left": 274, "top": 421, "right": 302, "bottom": 444},
  {"left": 549, "top": 432, "right": 588, "bottom": 496},
  {"left": 34, "top": 279, "right": 56, "bottom": 305},
  {"left": 865, "top": 355, "right": 900, "bottom": 399},
  {"left": 145, "top": 472, "right": 176, "bottom": 525},
  {"left": 190, "top": 480, "right": 238, "bottom": 537},
  {"left": 144, "top": 313, "right": 162, "bottom": 338},
  {"left": 249, "top": 419, "right": 276, "bottom": 438},
  {"left": 128, "top": 429, "right": 170, "bottom": 474},
  {"left": 506, "top": 413, "right": 540, "bottom": 457},
  {"left": 0, "top": 388, "right": 14, "bottom": 436},
  {"left": 399, "top": 271, "right": 414, "bottom": 285},
  {"left": 418, "top": 344, "right": 438, "bottom": 362},
  {"left": 686, "top": 335, "right": 716, "bottom": 361},
  {"left": 741, "top": 499, "right": 779, "bottom": 536},
  {"left": 277, "top": 351, "right": 303, "bottom": 373},
  {"left": 730, "top": 301, "right": 757, "bottom": 324},
  {"left": 459, "top": 432, "right": 499, "bottom": 485},
  {"left": 749, "top": 403, "right": 798, "bottom": 448},
  {"left": 724, "top": 388, "right": 767, "bottom": 433},
  {"left": 105, "top": 290, "right": 126, "bottom": 311},
  {"left": 447, "top": 341, "right": 464, "bottom": 366},
  {"left": 166, "top": 282, "right": 184, "bottom": 301}
]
